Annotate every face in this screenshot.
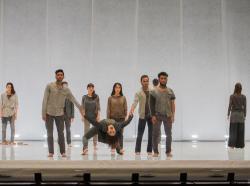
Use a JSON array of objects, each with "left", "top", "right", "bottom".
[
  {"left": 87, "top": 86, "right": 94, "bottom": 95},
  {"left": 55, "top": 72, "right": 64, "bottom": 82},
  {"left": 114, "top": 84, "right": 121, "bottom": 95},
  {"left": 6, "top": 85, "right": 12, "bottom": 94},
  {"left": 141, "top": 77, "right": 149, "bottom": 88},
  {"left": 159, "top": 75, "right": 168, "bottom": 86},
  {"left": 107, "top": 125, "right": 116, "bottom": 136}
]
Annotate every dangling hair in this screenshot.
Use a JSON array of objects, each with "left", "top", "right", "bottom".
[{"left": 106, "top": 135, "right": 119, "bottom": 149}]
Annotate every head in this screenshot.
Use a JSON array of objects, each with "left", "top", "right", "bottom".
[
  {"left": 234, "top": 82, "right": 242, "bottom": 95},
  {"left": 62, "top": 81, "right": 68, "bottom": 88},
  {"left": 107, "top": 124, "right": 116, "bottom": 136},
  {"left": 55, "top": 69, "right": 64, "bottom": 82},
  {"left": 158, "top": 72, "right": 168, "bottom": 87},
  {"left": 6, "top": 82, "right": 15, "bottom": 95},
  {"left": 111, "top": 82, "right": 123, "bottom": 96},
  {"left": 87, "top": 83, "right": 95, "bottom": 96},
  {"left": 152, "top": 78, "right": 159, "bottom": 87},
  {"left": 140, "top": 75, "right": 149, "bottom": 89}
]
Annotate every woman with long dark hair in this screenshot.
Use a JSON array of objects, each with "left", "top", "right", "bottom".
[
  {"left": 81, "top": 83, "right": 100, "bottom": 154},
  {"left": 227, "top": 83, "right": 247, "bottom": 149},
  {"left": 82, "top": 114, "right": 133, "bottom": 155},
  {"left": 0, "top": 82, "right": 18, "bottom": 145},
  {"left": 107, "top": 83, "right": 127, "bottom": 154}
]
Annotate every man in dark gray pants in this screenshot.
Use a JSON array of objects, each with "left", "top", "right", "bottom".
[
  {"left": 150, "top": 72, "right": 176, "bottom": 157},
  {"left": 42, "top": 69, "right": 83, "bottom": 157},
  {"left": 62, "top": 81, "right": 74, "bottom": 147}
]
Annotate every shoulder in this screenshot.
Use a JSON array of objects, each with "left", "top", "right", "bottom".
[{"left": 167, "top": 87, "right": 174, "bottom": 93}]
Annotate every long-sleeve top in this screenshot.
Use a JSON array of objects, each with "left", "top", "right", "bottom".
[
  {"left": 150, "top": 87, "right": 175, "bottom": 117},
  {"left": 42, "top": 82, "right": 81, "bottom": 117},
  {"left": 228, "top": 94, "right": 247, "bottom": 123},
  {"left": 107, "top": 95, "right": 127, "bottom": 120},
  {"left": 131, "top": 88, "right": 152, "bottom": 119},
  {"left": 82, "top": 94, "right": 100, "bottom": 120},
  {"left": 64, "top": 99, "right": 74, "bottom": 118},
  {"left": 0, "top": 93, "right": 18, "bottom": 117},
  {"left": 83, "top": 114, "right": 133, "bottom": 144}
]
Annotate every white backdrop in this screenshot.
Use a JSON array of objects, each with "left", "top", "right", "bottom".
[{"left": 0, "top": 0, "right": 249, "bottom": 140}]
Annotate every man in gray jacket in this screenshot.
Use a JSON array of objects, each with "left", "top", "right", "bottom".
[
  {"left": 62, "top": 81, "right": 74, "bottom": 147},
  {"left": 42, "top": 69, "right": 83, "bottom": 157}
]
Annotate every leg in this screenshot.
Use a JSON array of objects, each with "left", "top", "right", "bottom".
[
  {"left": 147, "top": 117, "right": 153, "bottom": 153},
  {"left": 163, "top": 116, "right": 172, "bottom": 154},
  {"left": 236, "top": 123, "right": 245, "bottom": 148},
  {"left": 10, "top": 116, "right": 15, "bottom": 143},
  {"left": 152, "top": 116, "right": 162, "bottom": 154},
  {"left": 228, "top": 123, "right": 237, "bottom": 148},
  {"left": 45, "top": 115, "right": 54, "bottom": 154},
  {"left": 64, "top": 116, "right": 71, "bottom": 145},
  {"left": 55, "top": 116, "right": 65, "bottom": 154},
  {"left": 82, "top": 127, "right": 98, "bottom": 155},
  {"left": 84, "top": 118, "right": 90, "bottom": 148},
  {"left": 135, "top": 118, "right": 146, "bottom": 153},
  {"left": 1, "top": 118, "right": 7, "bottom": 143}
]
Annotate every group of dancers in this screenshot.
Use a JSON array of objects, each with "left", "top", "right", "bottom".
[{"left": 0, "top": 69, "right": 247, "bottom": 158}]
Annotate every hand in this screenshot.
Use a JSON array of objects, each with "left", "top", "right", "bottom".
[
  {"left": 14, "top": 114, "right": 17, "bottom": 121},
  {"left": 96, "top": 115, "right": 100, "bottom": 122},
  {"left": 171, "top": 115, "right": 175, "bottom": 123},
  {"left": 152, "top": 116, "right": 157, "bottom": 125},
  {"left": 71, "top": 118, "right": 74, "bottom": 123},
  {"left": 129, "top": 108, "right": 134, "bottom": 116},
  {"left": 42, "top": 115, "right": 47, "bottom": 122}
]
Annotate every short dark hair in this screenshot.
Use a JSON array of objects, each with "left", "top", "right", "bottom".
[
  {"left": 158, "top": 72, "right": 168, "bottom": 78},
  {"left": 152, "top": 78, "right": 159, "bottom": 86},
  {"left": 87, "top": 83, "right": 94, "bottom": 88},
  {"left": 55, "top": 69, "right": 64, "bottom": 75},
  {"left": 140, "top": 75, "right": 149, "bottom": 82}
]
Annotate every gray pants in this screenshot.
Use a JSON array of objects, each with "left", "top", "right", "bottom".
[
  {"left": 64, "top": 115, "right": 71, "bottom": 145},
  {"left": 84, "top": 118, "right": 98, "bottom": 147},
  {"left": 152, "top": 114, "right": 172, "bottom": 154},
  {"left": 2, "top": 116, "right": 15, "bottom": 142},
  {"left": 45, "top": 115, "right": 65, "bottom": 154}
]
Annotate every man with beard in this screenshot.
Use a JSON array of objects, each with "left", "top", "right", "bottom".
[
  {"left": 42, "top": 69, "right": 83, "bottom": 157},
  {"left": 150, "top": 72, "right": 176, "bottom": 157}
]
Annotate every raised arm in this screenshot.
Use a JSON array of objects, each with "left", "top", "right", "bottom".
[{"left": 117, "top": 114, "right": 134, "bottom": 129}]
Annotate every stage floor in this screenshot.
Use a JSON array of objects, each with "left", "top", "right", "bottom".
[
  {"left": 0, "top": 141, "right": 250, "bottom": 183},
  {"left": 0, "top": 141, "right": 249, "bottom": 160}
]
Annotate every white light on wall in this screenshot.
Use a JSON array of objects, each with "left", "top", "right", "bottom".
[
  {"left": 15, "top": 134, "right": 20, "bottom": 138},
  {"left": 161, "top": 134, "right": 166, "bottom": 138},
  {"left": 43, "top": 134, "right": 47, "bottom": 138},
  {"left": 191, "top": 134, "right": 199, "bottom": 139},
  {"left": 73, "top": 134, "right": 81, "bottom": 138}
]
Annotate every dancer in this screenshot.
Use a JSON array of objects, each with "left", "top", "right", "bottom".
[
  {"left": 107, "top": 83, "right": 127, "bottom": 154},
  {"left": 130, "top": 75, "right": 153, "bottom": 155},
  {"left": 42, "top": 69, "right": 83, "bottom": 157},
  {"left": 82, "top": 114, "right": 133, "bottom": 155},
  {"left": 62, "top": 81, "right": 74, "bottom": 147},
  {"left": 150, "top": 72, "right": 176, "bottom": 157},
  {"left": 0, "top": 82, "right": 18, "bottom": 145},
  {"left": 82, "top": 83, "right": 100, "bottom": 151},
  {"left": 227, "top": 82, "right": 247, "bottom": 149}
]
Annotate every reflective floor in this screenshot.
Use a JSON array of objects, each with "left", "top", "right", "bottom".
[{"left": 0, "top": 141, "right": 249, "bottom": 161}]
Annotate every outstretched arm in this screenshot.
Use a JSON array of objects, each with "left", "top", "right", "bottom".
[{"left": 117, "top": 114, "right": 134, "bottom": 129}]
